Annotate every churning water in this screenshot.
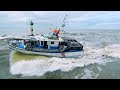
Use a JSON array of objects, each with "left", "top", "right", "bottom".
[{"left": 1, "top": 30, "right": 120, "bottom": 79}]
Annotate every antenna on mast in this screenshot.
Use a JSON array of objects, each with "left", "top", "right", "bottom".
[
  {"left": 48, "top": 24, "right": 53, "bottom": 35},
  {"left": 49, "top": 24, "right": 52, "bottom": 30},
  {"left": 61, "top": 14, "right": 68, "bottom": 32}
]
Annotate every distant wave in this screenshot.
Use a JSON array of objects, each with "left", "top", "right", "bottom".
[{"left": 0, "top": 35, "right": 12, "bottom": 40}]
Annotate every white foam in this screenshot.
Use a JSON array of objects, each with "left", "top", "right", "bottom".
[
  {"left": 97, "top": 66, "right": 102, "bottom": 72},
  {"left": 75, "top": 66, "right": 101, "bottom": 79},
  {"left": 10, "top": 54, "right": 114, "bottom": 77},
  {"left": 81, "top": 69, "right": 94, "bottom": 79},
  {"left": 103, "top": 44, "right": 120, "bottom": 58},
  {"left": 85, "top": 44, "right": 120, "bottom": 59},
  {"left": 10, "top": 44, "right": 120, "bottom": 77},
  {"left": 81, "top": 68, "right": 100, "bottom": 79}
]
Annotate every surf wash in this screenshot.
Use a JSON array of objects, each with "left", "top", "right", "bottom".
[{"left": 7, "top": 15, "right": 83, "bottom": 58}]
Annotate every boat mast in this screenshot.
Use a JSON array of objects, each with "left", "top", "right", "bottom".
[{"left": 30, "top": 20, "right": 34, "bottom": 36}]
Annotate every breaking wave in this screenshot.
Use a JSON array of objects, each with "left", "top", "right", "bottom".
[{"left": 10, "top": 43, "right": 120, "bottom": 77}]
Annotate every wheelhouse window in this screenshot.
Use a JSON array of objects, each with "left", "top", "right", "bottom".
[
  {"left": 41, "top": 41, "right": 43, "bottom": 45},
  {"left": 51, "top": 41, "right": 54, "bottom": 44},
  {"left": 38, "top": 41, "right": 40, "bottom": 44},
  {"left": 74, "top": 40, "right": 77, "bottom": 42}
]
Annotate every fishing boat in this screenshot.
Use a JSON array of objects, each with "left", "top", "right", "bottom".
[{"left": 8, "top": 18, "right": 83, "bottom": 58}]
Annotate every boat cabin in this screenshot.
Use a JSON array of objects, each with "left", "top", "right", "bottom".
[
  {"left": 9, "top": 35, "right": 65, "bottom": 51},
  {"left": 9, "top": 36, "right": 83, "bottom": 53}
]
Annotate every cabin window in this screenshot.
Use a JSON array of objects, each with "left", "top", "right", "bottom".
[
  {"left": 60, "top": 42, "right": 64, "bottom": 45},
  {"left": 64, "top": 42, "right": 67, "bottom": 46},
  {"left": 51, "top": 41, "right": 54, "bottom": 44},
  {"left": 31, "top": 41, "right": 34, "bottom": 46},
  {"left": 74, "top": 40, "right": 77, "bottom": 42},
  {"left": 38, "top": 41, "right": 40, "bottom": 44},
  {"left": 41, "top": 41, "right": 43, "bottom": 45}
]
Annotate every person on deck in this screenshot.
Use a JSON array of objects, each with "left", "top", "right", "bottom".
[{"left": 53, "top": 28, "right": 60, "bottom": 38}]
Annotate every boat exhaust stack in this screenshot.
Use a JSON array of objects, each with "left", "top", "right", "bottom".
[{"left": 30, "top": 20, "right": 34, "bottom": 36}]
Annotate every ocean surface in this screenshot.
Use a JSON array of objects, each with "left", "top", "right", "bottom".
[{"left": 1, "top": 29, "right": 120, "bottom": 79}]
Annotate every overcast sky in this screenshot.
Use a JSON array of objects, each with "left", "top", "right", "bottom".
[{"left": 0, "top": 11, "right": 120, "bottom": 31}]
